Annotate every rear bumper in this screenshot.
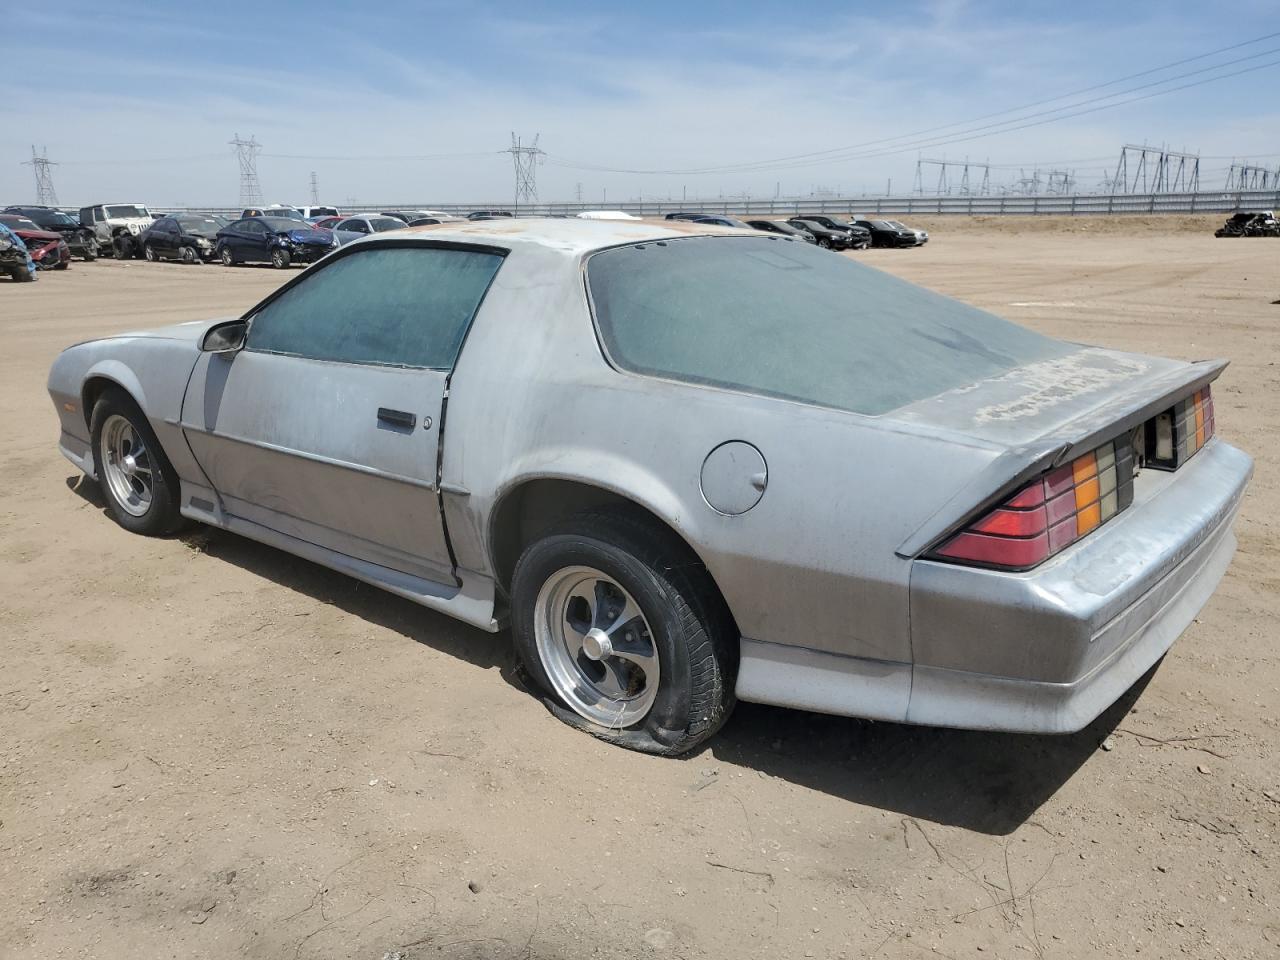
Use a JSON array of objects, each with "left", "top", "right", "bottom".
[
  {"left": 907, "top": 438, "right": 1251, "bottom": 732},
  {"left": 736, "top": 439, "right": 1252, "bottom": 734}
]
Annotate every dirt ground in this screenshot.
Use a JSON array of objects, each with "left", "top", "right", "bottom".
[{"left": 1, "top": 219, "right": 1276, "bottom": 960}]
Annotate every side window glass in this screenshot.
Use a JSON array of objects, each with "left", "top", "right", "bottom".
[{"left": 246, "top": 246, "right": 504, "bottom": 369}]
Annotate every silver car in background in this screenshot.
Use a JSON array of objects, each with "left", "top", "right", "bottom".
[
  {"left": 330, "top": 214, "right": 409, "bottom": 246},
  {"left": 47, "top": 219, "right": 1252, "bottom": 755}
]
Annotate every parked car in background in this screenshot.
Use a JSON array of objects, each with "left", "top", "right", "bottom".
[
  {"left": 215, "top": 216, "right": 336, "bottom": 268},
  {"left": 4, "top": 206, "right": 99, "bottom": 260},
  {"left": 664, "top": 212, "right": 707, "bottom": 221},
  {"left": 0, "top": 219, "right": 37, "bottom": 281},
  {"left": 297, "top": 206, "right": 340, "bottom": 220},
  {"left": 746, "top": 219, "right": 818, "bottom": 243},
  {"left": 138, "top": 214, "right": 225, "bottom": 263},
  {"left": 787, "top": 218, "right": 852, "bottom": 250},
  {"left": 886, "top": 220, "right": 929, "bottom": 245},
  {"left": 241, "top": 206, "right": 307, "bottom": 222},
  {"left": 852, "top": 218, "right": 922, "bottom": 248},
  {"left": 1214, "top": 211, "right": 1278, "bottom": 237},
  {"left": 467, "top": 210, "right": 514, "bottom": 220},
  {"left": 78, "top": 203, "right": 154, "bottom": 258},
  {"left": 330, "top": 215, "right": 409, "bottom": 246},
  {"left": 690, "top": 215, "right": 753, "bottom": 229},
  {"left": 47, "top": 219, "right": 1252, "bottom": 756},
  {"left": 0, "top": 214, "right": 71, "bottom": 270},
  {"left": 310, "top": 216, "right": 344, "bottom": 231},
  {"left": 798, "top": 215, "right": 872, "bottom": 249}
]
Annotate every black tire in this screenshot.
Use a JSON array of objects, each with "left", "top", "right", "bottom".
[
  {"left": 819, "top": 237, "right": 832, "bottom": 249},
  {"left": 270, "top": 247, "right": 291, "bottom": 269},
  {"left": 219, "top": 246, "right": 236, "bottom": 266},
  {"left": 9, "top": 264, "right": 34, "bottom": 282},
  {"left": 112, "top": 235, "right": 133, "bottom": 259},
  {"left": 511, "top": 511, "right": 737, "bottom": 755},
  {"left": 54, "top": 261, "right": 69, "bottom": 270},
  {"left": 89, "top": 387, "right": 185, "bottom": 536},
  {"left": 144, "top": 243, "right": 157, "bottom": 262},
  {"left": 180, "top": 245, "right": 198, "bottom": 264}
]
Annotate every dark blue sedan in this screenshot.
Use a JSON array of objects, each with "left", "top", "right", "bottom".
[{"left": 215, "top": 216, "right": 336, "bottom": 268}]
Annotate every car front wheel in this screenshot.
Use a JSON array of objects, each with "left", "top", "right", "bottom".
[
  {"left": 90, "top": 387, "right": 184, "bottom": 536},
  {"left": 180, "top": 245, "right": 198, "bottom": 264},
  {"left": 144, "top": 243, "right": 157, "bottom": 262},
  {"left": 270, "top": 247, "right": 291, "bottom": 269},
  {"left": 219, "top": 247, "right": 236, "bottom": 266},
  {"left": 512, "top": 512, "right": 736, "bottom": 755}
]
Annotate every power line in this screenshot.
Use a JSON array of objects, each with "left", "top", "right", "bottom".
[
  {"left": 543, "top": 35, "right": 1280, "bottom": 176},
  {"left": 229, "top": 133, "right": 263, "bottom": 208},
  {"left": 507, "top": 133, "right": 543, "bottom": 209},
  {"left": 22, "top": 145, "right": 59, "bottom": 205}
]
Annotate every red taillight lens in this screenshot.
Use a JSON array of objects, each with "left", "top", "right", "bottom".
[{"left": 933, "top": 435, "right": 1136, "bottom": 571}]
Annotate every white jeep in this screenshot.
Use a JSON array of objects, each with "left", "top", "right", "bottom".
[{"left": 78, "top": 203, "right": 156, "bottom": 259}]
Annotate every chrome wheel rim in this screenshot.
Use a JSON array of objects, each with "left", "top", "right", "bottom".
[
  {"left": 271, "top": 250, "right": 286, "bottom": 267},
  {"left": 220, "top": 249, "right": 232, "bottom": 265},
  {"left": 144, "top": 245, "right": 156, "bottom": 261},
  {"left": 181, "top": 246, "right": 196, "bottom": 262},
  {"left": 534, "top": 566, "right": 660, "bottom": 728},
  {"left": 101, "top": 414, "right": 153, "bottom": 517}
]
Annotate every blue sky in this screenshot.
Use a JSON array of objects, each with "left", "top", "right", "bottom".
[{"left": 3, "top": 0, "right": 1278, "bottom": 206}]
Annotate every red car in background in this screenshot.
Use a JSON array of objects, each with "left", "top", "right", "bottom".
[{"left": 0, "top": 214, "right": 71, "bottom": 270}]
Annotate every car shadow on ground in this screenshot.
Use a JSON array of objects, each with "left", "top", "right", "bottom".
[
  {"left": 709, "top": 673, "right": 1152, "bottom": 836},
  {"left": 65, "top": 477, "right": 511, "bottom": 674},
  {"left": 68, "top": 475, "right": 1142, "bottom": 835}
]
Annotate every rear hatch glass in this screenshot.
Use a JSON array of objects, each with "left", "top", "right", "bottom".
[{"left": 586, "top": 235, "right": 1070, "bottom": 416}]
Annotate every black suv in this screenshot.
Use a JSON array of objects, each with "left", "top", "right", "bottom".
[
  {"left": 3, "top": 206, "right": 98, "bottom": 260},
  {"left": 851, "top": 218, "right": 920, "bottom": 248}
]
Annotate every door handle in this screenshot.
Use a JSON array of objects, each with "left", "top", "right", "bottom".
[{"left": 377, "top": 407, "right": 416, "bottom": 429}]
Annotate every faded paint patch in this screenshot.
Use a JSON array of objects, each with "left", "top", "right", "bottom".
[{"left": 973, "top": 352, "right": 1150, "bottom": 423}]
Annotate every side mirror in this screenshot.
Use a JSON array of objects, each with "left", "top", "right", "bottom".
[{"left": 202, "top": 320, "right": 248, "bottom": 354}]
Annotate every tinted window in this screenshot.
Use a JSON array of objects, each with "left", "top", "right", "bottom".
[
  {"left": 260, "top": 217, "right": 302, "bottom": 231},
  {"left": 247, "top": 246, "right": 504, "bottom": 369},
  {"left": 342, "top": 219, "right": 369, "bottom": 233},
  {"left": 587, "top": 236, "right": 1070, "bottom": 416}
]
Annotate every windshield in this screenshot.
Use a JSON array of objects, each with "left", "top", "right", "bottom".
[
  {"left": 22, "top": 210, "right": 77, "bottom": 228},
  {"left": 262, "top": 217, "right": 309, "bottom": 231},
  {"left": 370, "top": 217, "right": 406, "bottom": 232},
  {"left": 175, "top": 216, "right": 223, "bottom": 234},
  {"left": 872, "top": 220, "right": 895, "bottom": 229},
  {"left": 1, "top": 215, "right": 41, "bottom": 231},
  {"left": 586, "top": 236, "right": 1070, "bottom": 416},
  {"left": 887, "top": 221, "right": 910, "bottom": 230},
  {"left": 105, "top": 205, "right": 149, "bottom": 219},
  {"left": 266, "top": 208, "right": 306, "bottom": 220}
]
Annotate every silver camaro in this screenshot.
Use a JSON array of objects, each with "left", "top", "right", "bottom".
[{"left": 47, "top": 219, "right": 1253, "bottom": 754}]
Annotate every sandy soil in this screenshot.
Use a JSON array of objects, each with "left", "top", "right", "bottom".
[{"left": 1, "top": 220, "right": 1276, "bottom": 960}]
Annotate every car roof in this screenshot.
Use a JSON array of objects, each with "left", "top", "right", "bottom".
[{"left": 369, "top": 216, "right": 748, "bottom": 256}]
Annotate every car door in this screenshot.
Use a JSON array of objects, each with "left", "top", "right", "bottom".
[
  {"left": 181, "top": 242, "right": 505, "bottom": 585},
  {"left": 244, "top": 219, "right": 272, "bottom": 260}
]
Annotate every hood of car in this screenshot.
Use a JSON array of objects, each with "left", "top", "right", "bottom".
[
  {"left": 99, "top": 317, "right": 240, "bottom": 347},
  {"left": 282, "top": 227, "right": 331, "bottom": 244},
  {"left": 14, "top": 227, "right": 63, "bottom": 242}
]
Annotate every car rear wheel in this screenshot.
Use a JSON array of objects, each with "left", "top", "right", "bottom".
[
  {"left": 144, "top": 243, "right": 157, "bottom": 262},
  {"left": 511, "top": 511, "right": 736, "bottom": 755},
  {"left": 90, "top": 388, "right": 184, "bottom": 536},
  {"left": 270, "top": 248, "right": 291, "bottom": 269}
]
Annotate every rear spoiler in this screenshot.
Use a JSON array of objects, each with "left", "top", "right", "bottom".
[{"left": 895, "top": 358, "right": 1228, "bottom": 560}]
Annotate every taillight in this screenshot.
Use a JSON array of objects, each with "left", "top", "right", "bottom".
[
  {"left": 932, "top": 435, "right": 1136, "bottom": 571},
  {"left": 1147, "top": 385, "right": 1215, "bottom": 470}
]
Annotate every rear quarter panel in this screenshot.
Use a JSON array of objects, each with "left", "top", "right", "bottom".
[{"left": 440, "top": 246, "right": 1003, "bottom": 665}]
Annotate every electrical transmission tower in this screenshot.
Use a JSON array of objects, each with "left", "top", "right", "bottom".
[
  {"left": 1112, "top": 145, "right": 1200, "bottom": 194},
  {"left": 1225, "top": 162, "right": 1278, "bottom": 191},
  {"left": 913, "top": 157, "right": 989, "bottom": 195},
  {"left": 23, "top": 146, "right": 59, "bottom": 206},
  {"left": 229, "top": 133, "right": 264, "bottom": 208},
  {"left": 309, "top": 171, "right": 319, "bottom": 205},
  {"left": 507, "top": 133, "right": 544, "bottom": 209}
]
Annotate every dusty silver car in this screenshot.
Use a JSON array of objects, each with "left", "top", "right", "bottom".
[{"left": 47, "top": 219, "right": 1252, "bottom": 754}]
